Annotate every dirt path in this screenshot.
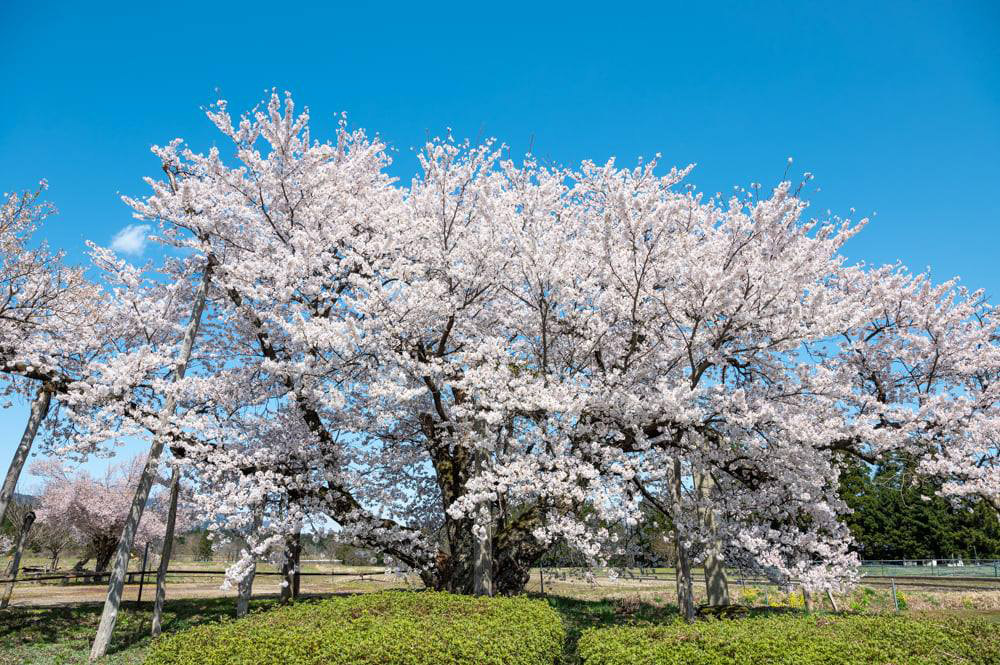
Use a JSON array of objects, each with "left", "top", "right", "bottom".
[{"left": 3, "top": 576, "right": 407, "bottom": 608}]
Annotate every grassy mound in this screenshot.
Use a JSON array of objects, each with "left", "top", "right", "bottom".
[
  {"left": 577, "top": 613, "right": 1000, "bottom": 665},
  {"left": 145, "top": 590, "right": 565, "bottom": 665}
]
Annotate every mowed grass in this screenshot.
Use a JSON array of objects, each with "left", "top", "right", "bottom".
[{"left": 3, "top": 591, "right": 1000, "bottom": 665}]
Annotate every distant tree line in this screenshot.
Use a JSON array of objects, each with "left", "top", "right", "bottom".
[{"left": 839, "top": 455, "right": 1000, "bottom": 561}]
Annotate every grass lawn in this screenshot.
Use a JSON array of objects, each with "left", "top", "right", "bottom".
[
  {"left": 3, "top": 592, "right": 1000, "bottom": 665},
  {"left": 0, "top": 596, "right": 286, "bottom": 665}
]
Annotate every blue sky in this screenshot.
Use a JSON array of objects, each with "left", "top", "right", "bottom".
[{"left": 1, "top": 0, "right": 998, "bottom": 490}]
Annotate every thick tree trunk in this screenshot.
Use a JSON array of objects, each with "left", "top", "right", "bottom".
[
  {"left": 421, "top": 507, "right": 547, "bottom": 597},
  {"left": 418, "top": 414, "right": 548, "bottom": 597},
  {"left": 151, "top": 466, "right": 181, "bottom": 636},
  {"left": 672, "top": 458, "right": 696, "bottom": 622},
  {"left": 419, "top": 410, "right": 550, "bottom": 597},
  {"left": 697, "top": 471, "right": 730, "bottom": 606},
  {"left": 492, "top": 530, "right": 543, "bottom": 596},
  {"left": 703, "top": 548, "right": 729, "bottom": 605},
  {"left": 1, "top": 510, "right": 35, "bottom": 609},
  {"left": 93, "top": 536, "right": 118, "bottom": 574},
  {"left": 90, "top": 264, "right": 211, "bottom": 662},
  {"left": 432, "top": 546, "right": 538, "bottom": 597},
  {"left": 0, "top": 387, "right": 52, "bottom": 529}
]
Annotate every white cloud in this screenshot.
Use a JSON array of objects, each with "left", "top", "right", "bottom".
[{"left": 110, "top": 224, "right": 151, "bottom": 256}]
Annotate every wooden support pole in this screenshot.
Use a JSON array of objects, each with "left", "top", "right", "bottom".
[
  {"left": 697, "top": 470, "right": 729, "bottom": 606},
  {"left": 151, "top": 466, "right": 181, "bottom": 636},
  {"left": 671, "top": 458, "right": 695, "bottom": 622},
  {"left": 0, "top": 510, "right": 35, "bottom": 609},
  {"left": 472, "top": 426, "right": 493, "bottom": 597},
  {"left": 90, "top": 261, "right": 211, "bottom": 662},
  {"left": 0, "top": 388, "right": 51, "bottom": 528},
  {"left": 291, "top": 531, "right": 301, "bottom": 600},
  {"left": 135, "top": 542, "right": 150, "bottom": 606}
]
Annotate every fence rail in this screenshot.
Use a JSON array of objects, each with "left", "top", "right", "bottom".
[
  {"left": 860, "top": 559, "right": 1000, "bottom": 578},
  {"left": 0, "top": 568, "right": 382, "bottom": 586},
  {"left": 7, "top": 561, "right": 1000, "bottom": 594}
]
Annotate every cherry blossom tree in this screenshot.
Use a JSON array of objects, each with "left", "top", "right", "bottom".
[
  {"left": 29, "top": 511, "right": 77, "bottom": 571},
  {"left": 32, "top": 457, "right": 182, "bottom": 572},
  {"left": 0, "top": 183, "right": 104, "bottom": 529},
  {"left": 523, "top": 164, "right": 1000, "bottom": 618},
  {"left": 0, "top": 185, "right": 179, "bottom": 627},
  {"left": 79, "top": 93, "right": 998, "bottom": 629},
  {"left": 114, "top": 99, "right": 598, "bottom": 598}
]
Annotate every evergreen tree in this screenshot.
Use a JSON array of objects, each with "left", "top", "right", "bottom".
[{"left": 840, "top": 456, "right": 1000, "bottom": 560}]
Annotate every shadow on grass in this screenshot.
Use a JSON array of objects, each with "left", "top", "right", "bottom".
[
  {"left": 535, "top": 593, "right": 804, "bottom": 664},
  {"left": 0, "top": 594, "right": 322, "bottom": 662}
]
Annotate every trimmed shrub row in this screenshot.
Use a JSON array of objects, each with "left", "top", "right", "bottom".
[
  {"left": 148, "top": 591, "right": 1000, "bottom": 665},
  {"left": 577, "top": 613, "right": 1000, "bottom": 665},
  {"left": 145, "top": 591, "right": 565, "bottom": 665}
]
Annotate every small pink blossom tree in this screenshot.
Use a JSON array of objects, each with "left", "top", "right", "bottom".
[{"left": 32, "top": 457, "right": 185, "bottom": 572}]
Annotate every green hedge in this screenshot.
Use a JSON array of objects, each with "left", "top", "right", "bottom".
[
  {"left": 145, "top": 591, "right": 564, "bottom": 665},
  {"left": 577, "top": 613, "right": 1000, "bottom": 665}
]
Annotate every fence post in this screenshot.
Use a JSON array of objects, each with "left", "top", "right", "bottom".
[
  {"left": 891, "top": 578, "right": 899, "bottom": 611},
  {"left": 539, "top": 567, "right": 545, "bottom": 595},
  {"left": 136, "top": 542, "right": 150, "bottom": 606}
]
